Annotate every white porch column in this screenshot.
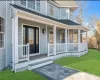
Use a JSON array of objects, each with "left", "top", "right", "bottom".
[
  {"left": 12, "top": 15, "right": 18, "bottom": 64},
  {"left": 65, "top": 28, "right": 67, "bottom": 52},
  {"left": 86, "top": 31, "right": 88, "bottom": 51},
  {"left": 68, "top": 8, "right": 70, "bottom": 19},
  {"left": 53, "top": 25, "right": 56, "bottom": 55},
  {"left": 78, "top": 29, "right": 80, "bottom": 52}
]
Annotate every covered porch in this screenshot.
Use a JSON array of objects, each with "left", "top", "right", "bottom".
[{"left": 12, "top": 9, "right": 88, "bottom": 65}]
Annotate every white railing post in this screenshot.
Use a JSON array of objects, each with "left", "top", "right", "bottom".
[
  {"left": 27, "top": 43, "right": 30, "bottom": 61},
  {"left": 48, "top": 43, "right": 50, "bottom": 56},
  {"left": 65, "top": 28, "right": 67, "bottom": 52},
  {"left": 86, "top": 31, "right": 88, "bottom": 51},
  {"left": 53, "top": 25, "right": 56, "bottom": 55},
  {"left": 78, "top": 29, "right": 80, "bottom": 52}
]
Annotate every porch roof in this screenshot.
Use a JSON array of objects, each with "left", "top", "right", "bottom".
[{"left": 12, "top": 4, "right": 80, "bottom": 26}]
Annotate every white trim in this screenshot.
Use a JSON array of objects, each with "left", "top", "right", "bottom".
[
  {"left": 53, "top": 25, "right": 56, "bottom": 55},
  {"left": 65, "top": 28, "right": 67, "bottom": 52},
  {"left": 29, "top": 53, "right": 40, "bottom": 57},
  {"left": 21, "top": 23, "right": 40, "bottom": 56},
  {"left": 46, "top": 25, "right": 48, "bottom": 53}
]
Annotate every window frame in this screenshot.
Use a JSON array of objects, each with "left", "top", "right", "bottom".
[
  {"left": 20, "top": 0, "right": 40, "bottom": 12},
  {"left": 0, "top": 17, "right": 5, "bottom": 49}
]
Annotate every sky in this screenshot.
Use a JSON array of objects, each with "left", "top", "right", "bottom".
[{"left": 75, "top": 1, "right": 100, "bottom": 37}]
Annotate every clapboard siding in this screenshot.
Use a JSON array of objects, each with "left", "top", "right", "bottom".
[
  {"left": 0, "top": 1, "right": 6, "bottom": 71},
  {"left": 6, "top": 1, "right": 12, "bottom": 66}
]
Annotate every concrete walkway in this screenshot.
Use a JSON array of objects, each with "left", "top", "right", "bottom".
[
  {"left": 64, "top": 72, "right": 100, "bottom": 80},
  {"left": 33, "top": 63, "right": 100, "bottom": 80}
]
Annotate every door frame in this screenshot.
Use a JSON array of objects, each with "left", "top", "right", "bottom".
[{"left": 22, "top": 23, "right": 40, "bottom": 56}]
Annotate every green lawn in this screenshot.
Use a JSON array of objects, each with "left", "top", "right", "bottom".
[
  {"left": 0, "top": 69, "right": 47, "bottom": 80},
  {"left": 54, "top": 49, "right": 100, "bottom": 76}
]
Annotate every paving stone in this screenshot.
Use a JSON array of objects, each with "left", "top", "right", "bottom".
[{"left": 33, "top": 63, "right": 79, "bottom": 80}]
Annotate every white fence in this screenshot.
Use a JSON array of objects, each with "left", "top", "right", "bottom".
[
  {"left": 18, "top": 44, "right": 29, "bottom": 62},
  {"left": 80, "top": 43, "right": 88, "bottom": 52},
  {"left": 67, "top": 43, "right": 79, "bottom": 52},
  {"left": 48, "top": 43, "right": 88, "bottom": 56},
  {"left": 56, "top": 43, "right": 66, "bottom": 54},
  {"left": 48, "top": 44, "right": 55, "bottom": 56}
]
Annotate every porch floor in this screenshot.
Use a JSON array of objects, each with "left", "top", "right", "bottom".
[{"left": 30, "top": 54, "right": 48, "bottom": 61}]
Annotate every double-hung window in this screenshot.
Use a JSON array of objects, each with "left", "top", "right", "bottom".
[
  {"left": 50, "top": 4, "right": 54, "bottom": 17},
  {"left": 21, "top": 0, "right": 40, "bottom": 12},
  {"left": 0, "top": 17, "right": 4, "bottom": 48},
  {"left": 28, "top": 0, "right": 35, "bottom": 10},
  {"left": 21, "top": 0, "right": 26, "bottom": 6},
  {"left": 36, "top": 0, "right": 40, "bottom": 11}
]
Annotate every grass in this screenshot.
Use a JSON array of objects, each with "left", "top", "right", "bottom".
[
  {"left": 0, "top": 69, "right": 47, "bottom": 80},
  {"left": 54, "top": 49, "right": 100, "bottom": 76}
]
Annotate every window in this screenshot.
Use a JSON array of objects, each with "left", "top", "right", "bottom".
[
  {"left": 21, "top": 0, "right": 40, "bottom": 12},
  {"left": 60, "top": 31, "right": 65, "bottom": 43},
  {"left": 28, "top": 0, "right": 35, "bottom": 10},
  {"left": 36, "top": 0, "right": 40, "bottom": 11},
  {"left": 49, "top": 30, "right": 54, "bottom": 44},
  {"left": 60, "top": 8, "right": 67, "bottom": 19},
  {"left": 21, "top": 0, "right": 26, "bottom": 6},
  {"left": 50, "top": 4, "right": 54, "bottom": 16},
  {"left": 69, "top": 29, "right": 78, "bottom": 43},
  {"left": 0, "top": 17, "right": 4, "bottom": 48}
]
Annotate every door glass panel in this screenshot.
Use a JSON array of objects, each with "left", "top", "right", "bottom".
[
  {"left": 36, "top": 28, "right": 39, "bottom": 44},
  {"left": 28, "top": 28, "right": 34, "bottom": 44},
  {"left": 23, "top": 27, "right": 26, "bottom": 44}
]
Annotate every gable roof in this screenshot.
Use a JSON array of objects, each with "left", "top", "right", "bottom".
[{"left": 12, "top": 4, "right": 80, "bottom": 26}]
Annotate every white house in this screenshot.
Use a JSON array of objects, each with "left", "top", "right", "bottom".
[{"left": 0, "top": 0, "right": 88, "bottom": 72}]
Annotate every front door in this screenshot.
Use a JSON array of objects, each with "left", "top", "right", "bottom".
[{"left": 23, "top": 25, "right": 39, "bottom": 54}]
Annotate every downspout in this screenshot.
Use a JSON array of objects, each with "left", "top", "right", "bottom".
[{"left": 11, "top": 0, "right": 15, "bottom": 71}]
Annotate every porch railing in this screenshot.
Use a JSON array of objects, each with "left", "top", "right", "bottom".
[
  {"left": 67, "top": 43, "right": 79, "bottom": 52},
  {"left": 80, "top": 43, "right": 87, "bottom": 52},
  {"left": 18, "top": 44, "right": 29, "bottom": 62},
  {"left": 56, "top": 43, "right": 66, "bottom": 54},
  {"left": 48, "top": 44, "right": 55, "bottom": 56}
]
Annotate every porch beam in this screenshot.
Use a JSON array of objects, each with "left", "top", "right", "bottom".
[{"left": 53, "top": 25, "right": 56, "bottom": 55}]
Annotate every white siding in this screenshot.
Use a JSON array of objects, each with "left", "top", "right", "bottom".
[
  {"left": 0, "top": 1, "right": 6, "bottom": 70},
  {"left": 6, "top": 1, "right": 13, "bottom": 67}
]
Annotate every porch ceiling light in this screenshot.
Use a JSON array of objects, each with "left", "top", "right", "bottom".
[{"left": 42, "top": 28, "right": 46, "bottom": 34}]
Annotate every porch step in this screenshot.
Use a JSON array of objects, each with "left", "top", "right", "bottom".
[{"left": 28, "top": 59, "right": 53, "bottom": 70}]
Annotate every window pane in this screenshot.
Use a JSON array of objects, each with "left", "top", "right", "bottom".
[
  {"left": 0, "top": 33, "right": 4, "bottom": 41},
  {"left": 23, "top": 27, "right": 26, "bottom": 44},
  {"left": 21, "top": 0, "right": 26, "bottom": 6},
  {"left": 1, "top": 18, "right": 4, "bottom": 25},
  {"left": 60, "top": 31, "right": 65, "bottom": 43},
  {"left": 50, "top": 5, "right": 54, "bottom": 16},
  {"left": 0, "top": 18, "right": 1, "bottom": 24},
  {"left": 69, "top": 30, "right": 73, "bottom": 43},
  {"left": 0, "top": 25, "right": 4, "bottom": 32},
  {"left": 49, "top": 30, "right": 54, "bottom": 44},
  {"left": 73, "top": 30, "right": 78, "bottom": 43},
  {"left": 28, "top": 0, "right": 35, "bottom": 10},
  {"left": 36, "top": 2, "right": 40, "bottom": 11},
  {"left": 0, "top": 17, "right": 4, "bottom": 48},
  {"left": 0, "top": 41, "right": 4, "bottom": 48}
]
